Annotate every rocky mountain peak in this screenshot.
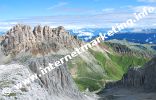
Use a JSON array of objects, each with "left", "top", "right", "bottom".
[
  {"left": 0, "top": 25, "right": 93, "bottom": 100},
  {"left": 1, "top": 24, "right": 81, "bottom": 56}
]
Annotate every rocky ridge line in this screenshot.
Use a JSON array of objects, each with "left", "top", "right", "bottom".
[{"left": 1, "top": 24, "right": 81, "bottom": 56}]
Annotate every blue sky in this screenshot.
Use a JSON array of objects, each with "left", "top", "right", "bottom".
[{"left": 0, "top": 0, "right": 156, "bottom": 31}]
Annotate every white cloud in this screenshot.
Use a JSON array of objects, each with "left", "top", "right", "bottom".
[
  {"left": 47, "top": 2, "right": 68, "bottom": 10},
  {"left": 0, "top": 26, "right": 12, "bottom": 31},
  {"left": 0, "top": 6, "right": 156, "bottom": 31},
  {"left": 0, "top": 22, "right": 17, "bottom": 25},
  {"left": 0, "top": 22, "right": 17, "bottom": 31},
  {"left": 138, "top": 0, "right": 156, "bottom": 2},
  {"left": 132, "top": 6, "right": 156, "bottom": 12}
]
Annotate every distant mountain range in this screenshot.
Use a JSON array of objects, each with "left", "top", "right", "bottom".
[{"left": 69, "top": 28, "right": 156, "bottom": 44}]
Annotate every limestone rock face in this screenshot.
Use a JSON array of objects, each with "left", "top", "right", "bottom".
[
  {"left": 1, "top": 24, "right": 81, "bottom": 56},
  {"left": 0, "top": 24, "right": 94, "bottom": 100},
  {"left": 27, "top": 56, "right": 88, "bottom": 100},
  {"left": 144, "top": 57, "right": 156, "bottom": 91},
  {"left": 0, "top": 36, "right": 3, "bottom": 42},
  {"left": 105, "top": 56, "right": 156, "bottom": 92}
]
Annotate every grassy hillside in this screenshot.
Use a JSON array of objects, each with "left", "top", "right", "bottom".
[{"left": 68, "top": 40, "right": 155, "bottom": 92}]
